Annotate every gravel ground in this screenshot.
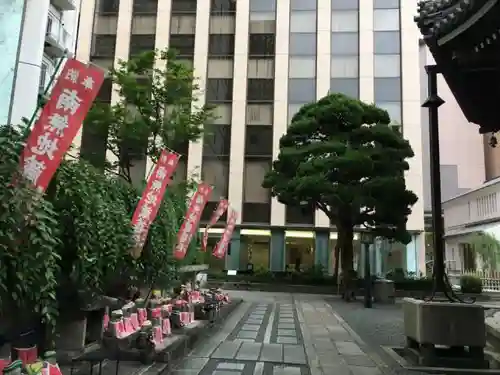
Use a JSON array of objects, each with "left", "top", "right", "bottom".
[{"left": 325, "top": 296, "right": 500, "bottom": 375}]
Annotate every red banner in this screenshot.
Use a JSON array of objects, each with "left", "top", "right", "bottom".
[
  {"left": 212, "top": 209, "right": 238, "bottom": 259},
  {"left": 131, "top": 150, "right": 180, "bottom": 257},
  {"left": 201, "top": 199, "right": 229, "bottom": 252},
  {"left": 21, "top": 59, "right": 104, "bottom": 192},
  {"left": 173, "top": 183, "right": 212, "bottom": 260}
]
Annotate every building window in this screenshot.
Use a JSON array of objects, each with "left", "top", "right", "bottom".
[
  {"left": 289, "top": 57, "right": 316, "bottom": 78},
  {"left": 331, "top": 11, "right": 358, "bottom": 32},
  {"left": 91, "top": 35, "right": 116, "bottom": 57},
  {"left": 212, "top": 104, "right": 232, "bottom": 124},
  {"left": 373, "top": 9, "right": 400, "bottom": 31},
  {"left": 377, "top": 102, "right": 401, "bottom": 124},
  {"left": 288, "top": 79, "right": 315, "bottom": 103},
  {"left": 331, "top": 0, "right": 359, "bottom": 10},
  {"left": 203, "top": 124, "right": 231, "bottom": 157},
  {"left": 246, "top": 103, "right": 272, "bottom": 126},
  {"left": 330, "top": 78, "right": 359, "bottom": 98},
  {"left": 331, "top": 33, "right": 358, "bottom": 55},
  {"left": 291, "top": 0, "right": 317, "bottom": 10},
  {"left": 374, "top": 0, "right": 399, "bottom": 9},
  {"left": 247, "top": 79, "right": 274, "bottom": 101},
  {"left": 331, "top": 56, "right": 358, "bottom": 78},
  {"left": 98, "top": 0, "right": 120, "bottom": 14},
  {"left": 39, "top": 63, "right": 48, "bottom": 93},
  {"left": 374, "top": 55, "right": 400, "bottom": 77},
  {"left": 131, "top": 16, "right": 157, "bottom": 34},
  {"left": 170, "top": 15, "right": 196, "bottom": 34},
  {"left": 209, "top": 15, "right": 236, "bottom": 33},
  {"left": 286, "top": 205, "right": 315, "bottom": 225},
  {"left": 169, "top": 35, "right": 196, "bottom": 56},
  {"left": 250, "top": 0, "right": 276, "bottom": 12},
  {"left": 207, "top": 58, "right": 234, "bottom": 78},
  {"left": 96, "top": 78, "right": 113, "bottom": 103},
  {"left": 249, "top": 12, "right": 275, "bottom": 34},
  {"left": 206, "top": 79, "right": 233, "bottom": 102},
  {"left": 290, "top": 12, "right": 317, "bottom": 33},
  {"left": 289, "top": 34, "right": 317, "bottom": 55},
  {"left": 129, "top": 34, "right": 156, "bottom": 57},
  {"left": 242, "top": 161, "right": 271, "bottom": 224},
  {"left": 248, "top": 34, "right": 275, "bottom": 57},
  {"left": 133, "top": 0, "right": 157, "bottom": 14},
  {"left": 247, "top": 59, "right": 274, "bottom": 79},
  {"left": 245, "top": 126, "right": 273, "bottom": 157},
  {"left": 171, "top": 0, "right": 197, "bottom": 13},
  {"left": 208, "top": 35, "right": 235, "bottom": 56},
  {"left": 374, "top": 77, "right": 401, "bottom": 102},
  {"left": 210, "top": 0, "right": 236, "bottom": 14},
  {"left": 201, "top": 159, "right": 230, "bottom": 199},
  {"left": 374, "top": 31, "right": 400, "bottom": 54}
]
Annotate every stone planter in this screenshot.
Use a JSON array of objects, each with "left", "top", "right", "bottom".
[{"left": 403, "top": 297, "right": 485, "bottom": 347}]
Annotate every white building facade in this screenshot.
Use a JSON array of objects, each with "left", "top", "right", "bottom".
[
  {"left": 6, "top": 0, "right": 80, "bottom": 126},
  {"left": 71, "top": 0, "right": 425, "bottom": 274}
]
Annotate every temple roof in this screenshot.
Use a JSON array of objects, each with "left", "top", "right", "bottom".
[{"left": 415, "top": 0, "right": 500, "bottom": 133}]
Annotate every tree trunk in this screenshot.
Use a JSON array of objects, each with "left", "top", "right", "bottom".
[{"left": 337, "top": 221, "right": 355, "bottom": 301}]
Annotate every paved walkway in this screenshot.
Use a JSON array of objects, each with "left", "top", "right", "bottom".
[{"left": 172, "top": 291, "right": 386, "bottom": 375}]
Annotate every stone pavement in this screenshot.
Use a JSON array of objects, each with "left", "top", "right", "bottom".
[{"left": 172, "top": 291, "right": 387, "bottom": 375}]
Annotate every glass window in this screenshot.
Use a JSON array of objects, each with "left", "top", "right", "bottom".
[
  {"left": 246, "top": 104, "right": 273, "bottom": 125},
  {"left": 330, "top": 78, "right": 359, "bottom": 98},
  {"left": 206, "top": 78, "right": 233, "bottom": 101},
  {"left": 212, "top": 104, "right": 232, "bottom": 124},
  {"left": 291, "top": 0, "right": 317, "bottom": 10},
  {"left": 201, "top": 159, "right": 229, "bottom": 198},
  {"left": 203, "top": 124, "right": 232, "bottom": 156},
  {"left": 133, "top": 0, "right": 157, "bottom": 14},
  {"left": 374, "top": 31, "right": 400, "bottom": 54},
  {"left": 249, "top": 34, "right": 275, "bottom": 56},
  {"left": 209, "top": 15, "right": 236, "bottom": 33},
  {"left": 208, "top": 34, "right": 235, "bottom": 56},
  {"left": 331, "top": 32, "right": 358, "bottom": 55},
  {"left": 169, "top": 35, "right": 195, "bottom": 56},
  {"left": 332, "top": 0, "right": 359, "bottom": 10},
  {"left": 250, "top": 12, "right": 275, "bottom": 21},
  {"left": 331, "top": 11, "right": 358, "bottom": 32},
  {"left": 250, "top": 0, "right": 276, "bottom": 12},
  {"left": 376, "top": 102, "right": 401, "bottom": 124},
  {"left": 288, "top": 104, "right": 304, "bottom": 121},
  {"left": 374, "top": 54, "right": 400, "bottom": 77},
  {"left": 211, "top": 0, "right": 236, "bottom": 13},
  {"left": 373, "top": 9, "right": 399, "bottom": 31},
  {"left": 289, "top": 33, "right": 317, "bottom": 55},
  {"left": 245, "top": 126, "right": 273, "bottom": 156},
  {"left": 171, "top": 0, "right": 197, "bottom": 13},
  {"left": 207, "top": 58, "right": 234, "bottom": 78},
  {"left": 247, "top": 58, "right": 274, "bottom": 79},
  {"left": 331, "top": 56, "right": 358, "bottom": 78},
  {"left": 289, "top": 57, "right": 316, "bottom": 78},
  {"left": 374, "top": 77, "right": 401, "bottom": 102},
  {"left": 247, "top": 79, "right": 274, "bottom": 101},
  {"left": 288, "top": 79, "right": 316, "bottom": 103},
  {"left": 249, "top": 17, "right": 275, "bottom": 34},
  {"left": 374, "top": 0, "right": 399, "bottom": 9},
  {"left": 290, "top": 12, "right": 317, "bottom": 33}
]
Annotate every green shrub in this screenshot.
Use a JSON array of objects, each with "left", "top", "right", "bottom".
[{"left": 460, "top": 275, "right": 482, "bottom": 294}]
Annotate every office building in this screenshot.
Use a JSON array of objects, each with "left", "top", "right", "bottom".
[
  {"left": 1, "top": 0, "right": 80, "bottom": 126},
  {"left": 74, "top": 0, "right": 426, "bottom": 275}
]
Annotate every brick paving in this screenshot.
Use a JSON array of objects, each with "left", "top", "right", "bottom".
[{"left": 172, "top": 291, "right": 390, "bottom": 375}]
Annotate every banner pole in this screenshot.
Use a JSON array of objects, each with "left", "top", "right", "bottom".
[{"left": 22, "top": 51, "right": 69, "bottom": 138}]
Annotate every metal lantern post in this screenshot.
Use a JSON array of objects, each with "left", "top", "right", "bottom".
[{"left": 361, "top": 231, "right": 374, "bottom": 308}]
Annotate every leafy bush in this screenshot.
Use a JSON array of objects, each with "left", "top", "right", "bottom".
[
  {"left": 460, "top": 275, "right": 483, "bottom": 294},
  {"left": 0, "top": 126, "right": 60, "bottom": 327}
]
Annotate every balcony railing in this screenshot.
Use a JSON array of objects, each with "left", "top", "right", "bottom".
[{"left": 45, "top": 14, "right": 71, "bottom": 57}]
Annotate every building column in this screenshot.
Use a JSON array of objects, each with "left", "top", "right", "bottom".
[
  {"left": 405, "top": 233, "right": 425, "bottom": 276},
  {"left": 225, "top": 228, "right": 241, "bottom": 271},
  {"left": 314, "top": 230, "right": 329, "bottom": 270},
  {"left": 10, "top": 0, "right": 50, "bottom": 126},
  {"left": 270, "top": 229, "right": 285, "bottom": 272}
]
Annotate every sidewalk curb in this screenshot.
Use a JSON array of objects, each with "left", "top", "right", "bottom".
[{"left": 326, "top": 304, "right": 394, "bottom": 375}]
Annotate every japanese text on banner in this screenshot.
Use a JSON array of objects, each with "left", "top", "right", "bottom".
[
  {"left": 21, "top": 59, "right": 104, "bottom": 192},
  {"left": 131, "top": 150, "right": 180, "bottom": 256},
  {"left": 201, "top": 199, "right": 229, "bottom": 252},
  {"left": 212, "top": 209, "right": 238, "bottom": 259},
  {"left": 173, "top": 183, "right": 212, "bottom": 260}
]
